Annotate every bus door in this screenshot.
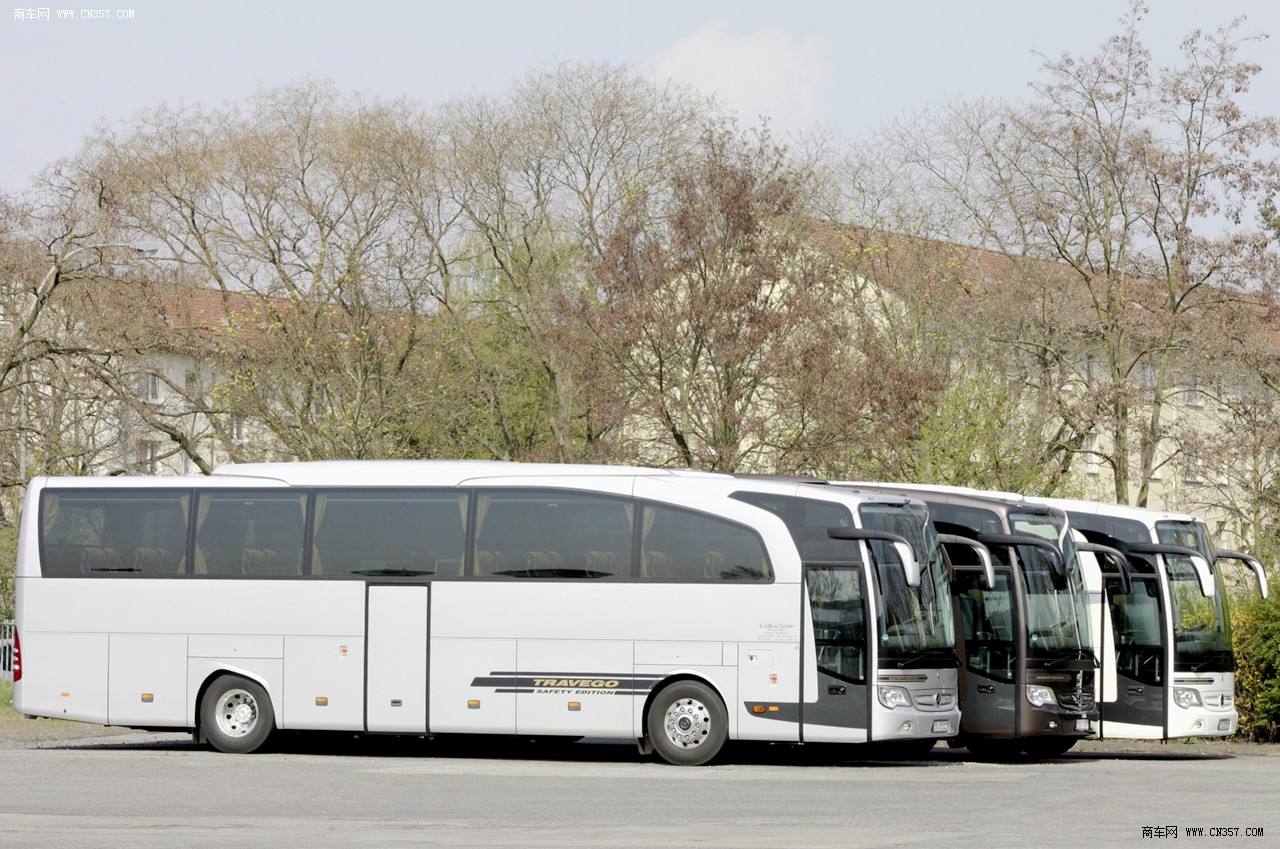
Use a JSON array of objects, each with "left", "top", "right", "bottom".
[
  {"left": 365, "top": 582, "right": 430, "bottom": 733},
  {"left": 951, "top": 563, "right": 1017, "bottom": 737},
  {"left": 802, "top": 563, "right": 871, "bottom": 743},
  {"left": 1102, "top": 555, "right": 1165, "bottom": 736}
]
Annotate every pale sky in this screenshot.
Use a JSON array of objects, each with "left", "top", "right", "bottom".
[{"left": 2, "top": 0, "right": 1278, "bottom": 192}]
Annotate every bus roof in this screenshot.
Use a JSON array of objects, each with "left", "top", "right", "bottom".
[
  {"left": 1034, "top": 496, "right": 1198, "bottom": 526},
  {"left": 833, "top": 481, "right": 1047, "bottom": 517},
  {"left": 213, "top": 460, "right": 707, "bottom": 487}
]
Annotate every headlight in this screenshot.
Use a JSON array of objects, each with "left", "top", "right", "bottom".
[
  {"left": 1173, "top": 687, "right": 1203, "bottom": 709},
  {"left": 877, "top": 685, "right": 913, "bottom": 709},
  {"left": 1026, "top": 685, "right": 1057, "bottom": 707}
]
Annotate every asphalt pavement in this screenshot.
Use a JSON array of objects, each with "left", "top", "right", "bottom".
[{"left": 0, "top": 729, "right": 1275, "bottom": 848}]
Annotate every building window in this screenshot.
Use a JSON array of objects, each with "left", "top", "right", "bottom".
[
  {"left": 184, "top": 370, "right": 198, "bottom": 396},
  {"left": 137, "top": 372, "right": 162, "bottom": 404},
  {"left": 1183, "top": 376, "right": 1204, "bottom": 408},
  {"left": 138, "top": 441, "right": 162, "bottom": 474},
  {"left": 1084, "top": 436, "right": 1099, "bottom": 476},
  {"left": 1185, "top": 450, "right": 1203, "bottom": 484}
]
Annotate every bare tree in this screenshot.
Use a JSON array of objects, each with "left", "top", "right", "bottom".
[{"left": 886, "top": 3, "right": 1280, "bottom": 505}]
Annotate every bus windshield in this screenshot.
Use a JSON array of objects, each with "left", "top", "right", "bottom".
[
  {"left": 859, "top": 503, "right": 956, "bottom": 662},
  {"left": 1009, "top": 511, "right": 1091, "bottom": 660},
  {"left": 1156, "top": 521, "right": 1232, "bottom": 671}
]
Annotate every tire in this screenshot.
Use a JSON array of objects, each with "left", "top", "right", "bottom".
[
  {"left": 646, "top": 680, "right": 728, "bottom": 766},
  {"left": 1022, "top": 736, "right": 1079, "bottom": 758},
  {"left": 200, "top": 674, "right": 275, "bottom": 754},
  {"left": 961, "top": 736, "right": 1023, "bottom": 761}
]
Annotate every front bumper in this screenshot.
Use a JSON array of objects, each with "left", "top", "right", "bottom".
[
  {"left": 872, "top": 704, "right": 962, "bottom": 740},
  {"left": 872, "top": 671, "right": 962, "bottom": 741}
]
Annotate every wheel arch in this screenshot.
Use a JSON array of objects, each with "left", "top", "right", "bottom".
[
  {"left": 191, "top": 666, "right": 278, "bottom": 739},
  {"left": 641, "top": 671, "right": 731, "bottom": 741}
]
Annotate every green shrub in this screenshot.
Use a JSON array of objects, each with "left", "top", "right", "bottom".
[{"left": 1232, "top": 594, "right": 1280, "bottom": 742}]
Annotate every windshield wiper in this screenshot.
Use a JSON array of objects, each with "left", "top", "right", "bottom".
[
  {"left": 493, "top": 568, "right": 611, "bottom": 579},
  {"left": 890, "top": 648, "right": 960, "bottom": 668},
  {"left": 349, "top": 568, "right": 435, "bottom": 576},
  {"left": 1190, "top": 651, "right": 1233, "bottom": 672},
  {"left": 1046, "top": 648, "right": 1099, "bottom": 669}
]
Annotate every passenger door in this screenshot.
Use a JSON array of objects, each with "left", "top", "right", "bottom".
[
  {"left": 802, "top": 564, "right": 870, "bottom": 743},
  {"left": 365, "top": 583, "right": 430, "bottom": 733},
  {"left": 952, "top": 568, "right": 1017, "bottom": 736},
  {"left": 1102, "top": 570, "right": 1166, "bottom": 736}
]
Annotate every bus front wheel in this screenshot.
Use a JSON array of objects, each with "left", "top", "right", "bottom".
[
  {"left": 200, "top": 674, "right": 274, "bottom": 754},
  {"left": 646, "top": 680, "right": 728, "bottom": 766}
]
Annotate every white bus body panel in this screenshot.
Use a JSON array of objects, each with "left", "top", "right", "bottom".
[
  {"left": 283, "top": 636, "right": 364, "bottom": 730},
  {"left": 108, "top": 634, "right": 187, "bottom": 726},
  {"left": 18, "top": 631, "right": 107, "bottom": 723},
  {"left": 519, "top": 639, "right": 636, "bottom": 737},
  {"left": 430, "top": 637, "right": 517, "bottom": 734}
]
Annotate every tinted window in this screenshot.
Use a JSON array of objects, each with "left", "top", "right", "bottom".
[
  {"left": 194, "top": 491, "right": 306, "bottom": 577},
  {"left": 1066, "top": 511, "right": 1149, "bottom": 545},
  {"left": 1110, "top": 576, "right": 1164, "bottom": 685},
  {"left": 807, "top": 566, "right": 865, "bottom": 682},
  {"left": 730, "top": 492, "right": 856, "bottom": 563},
  {"left": 312, "top": 491, "right": 467, "bottom": 577},
  {"left": 955, "top": 570, "right": 1015, "bottom": 682},
  {"left": 927, "top": 502, "right": 1002, "bottom": 536},
  {"left": 474, "top": 491, "right": 634, "bottom": 579},
  {"left": 641, "top": 504, "right": 771, "bottom": 582},
  {"left": 41, "top": 491, "right": 190, "bottom": 576}
]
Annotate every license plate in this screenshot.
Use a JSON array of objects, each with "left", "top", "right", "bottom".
[
  {"left": 1075, "top": 719, "right": 1091, "bottom": 732},
  {"left": 931, "top": 720, "right": 949, "bottom": 734}
]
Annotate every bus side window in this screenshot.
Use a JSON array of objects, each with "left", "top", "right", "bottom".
[
  {"left": 311, "top": 491, "right": 467, "bottom": 578},
  {"left": 40, "top": 491, "right": 189, "bottom": 576},
  {"left": 640, "top": 504, "right": 772, "bottom": 582},
  {"left": 472, "top": 491, "right": 634, "bottom": 579},
  {"left": 194, "top": 491, "right": 306, "bottom": 577}
]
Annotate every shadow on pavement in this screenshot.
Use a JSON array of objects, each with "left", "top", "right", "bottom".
[{"left": 45, "top": 733, "right": 1234, "bottom": 765}]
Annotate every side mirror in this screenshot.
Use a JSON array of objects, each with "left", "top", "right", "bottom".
[
  {"left": 1216, "top": 550, "right": 1269, "bottom": 600},
  {"left": 827, "top": 527, "right": 922, "bottom": 588},
  {"left": 1128, "top": 543, "right": 1214, "bottom": 598},
  {"left": 976, "top": 532, "right": 1067, "bottom": 590},
  {"left": 1077, "top": 541, "right": 1132, "bottom": 596},
  {"left": 937, "top": 533, "right": 996, "bottom": 589}
]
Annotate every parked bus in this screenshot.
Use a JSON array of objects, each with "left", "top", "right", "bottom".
[
  {"left": 725, "top": 478, "right": 980, "bottom": 754},
  {"left": 13, "top": 461, "right": 954, "bottom": 765},
  {"left": 1040, "top": 498, "right": 1268, "bottom": 740},
  {"left": 840, "top": 484, "right": 1100, "bottom": 757},
  {"left": 732, "top": 474, "right": 997, "bottom": 754}
]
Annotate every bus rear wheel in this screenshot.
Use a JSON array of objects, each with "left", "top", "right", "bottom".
[
  {"left": 646, "top": 680, "right": 727, "bottom": 766},
  {"left": 200, "top": 674, "right": 274, "bottom": 754}
]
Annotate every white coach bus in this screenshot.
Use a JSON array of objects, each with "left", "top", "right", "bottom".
[
  {"left": 1040, "top": 498, "right": 1268, "bottom": 740},
  {"left": 12, "top": 461, "right": 955, "bottom": 765}
]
